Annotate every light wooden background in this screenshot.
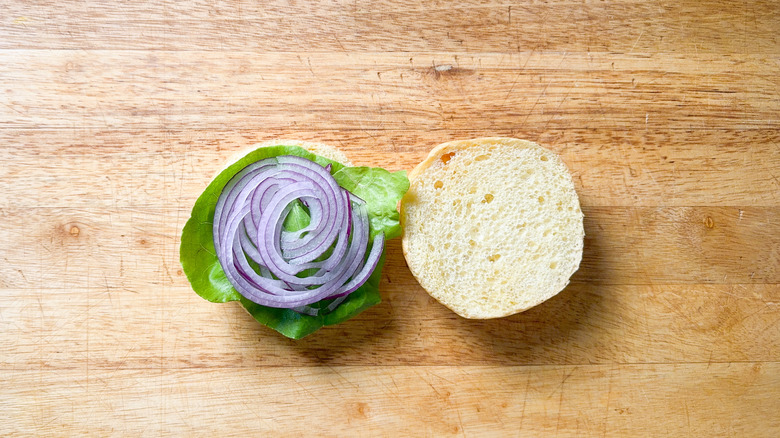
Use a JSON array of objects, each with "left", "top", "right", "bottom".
[{"left": 1, "top": 1, "right": 779, "bottom": 436}]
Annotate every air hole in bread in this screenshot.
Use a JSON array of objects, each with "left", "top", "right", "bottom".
[
  {"left": 488, "top": 254, "right": 501, "bottom": 262},
  {"left": 469, "top": 239, "right": 476, "bottom": 246},
  {"left": 434, "top": 180, "right": 443, "bottom": 189},
  {"left": 474, "top": 154, "right": 489, "bottom": 161},
  {"left": 550, "top": 261, "right": 558, "bottom": 269},
  {"left": 540, "top": 155, "right": 548, "bottom": 161},
  {"left": 538, "top": 196, "right": 545, "bottom": 203},
  {"left": 482, "top": 193, "right": 494, "bottom": 203},
  {"left": 441, "top": 152, "right": 455, "bottom": 164}
]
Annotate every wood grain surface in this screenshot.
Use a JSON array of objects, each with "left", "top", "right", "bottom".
[{"left": 1, "top": 0, "right": 779, "bottom": 436}]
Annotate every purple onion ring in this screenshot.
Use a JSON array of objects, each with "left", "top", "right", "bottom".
[{"left": 213, "top": 155, "right": 384, "bottom": 310}]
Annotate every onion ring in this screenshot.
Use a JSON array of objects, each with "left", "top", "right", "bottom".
[{"left": 213, "top": 155, "right": 384, "bottom": 310}]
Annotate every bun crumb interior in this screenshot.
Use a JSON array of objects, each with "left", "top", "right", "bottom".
[{"left": 401, "top": 138, "right": 584, "bottom": 319}]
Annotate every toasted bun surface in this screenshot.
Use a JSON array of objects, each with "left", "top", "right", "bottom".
[{"left": 400, "top": 138, "right": 584, "bottom": 319}]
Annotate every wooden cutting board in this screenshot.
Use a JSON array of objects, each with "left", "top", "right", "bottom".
[{"left": 1, "top": 1, "right": 779, "bottom": 435}]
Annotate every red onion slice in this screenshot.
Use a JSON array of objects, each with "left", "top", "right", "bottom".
[{"left": 213, "top": 155, "right": 384, "bottom": 310}]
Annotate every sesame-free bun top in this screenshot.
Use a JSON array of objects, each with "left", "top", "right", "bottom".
[{"left": 400, "top": 138, "right": 584, "bottom": 319}]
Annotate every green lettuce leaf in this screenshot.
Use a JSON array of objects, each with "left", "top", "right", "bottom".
[
  {"left": 179, "top": 145, "right": 408, "bottom": 339},
  {"left": 332, "top": 166, "right": 410, "bottom": 240}
]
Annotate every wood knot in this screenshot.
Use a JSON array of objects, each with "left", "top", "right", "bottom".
[
  {"left": 704, "top": 216, "right": 714, "bottom": 229},
  {"left": 353, "top": 402, "right": 369, "bottom": 418},
  {"left": 69, "top": 225, "right": 80, "bottom": 237}
]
